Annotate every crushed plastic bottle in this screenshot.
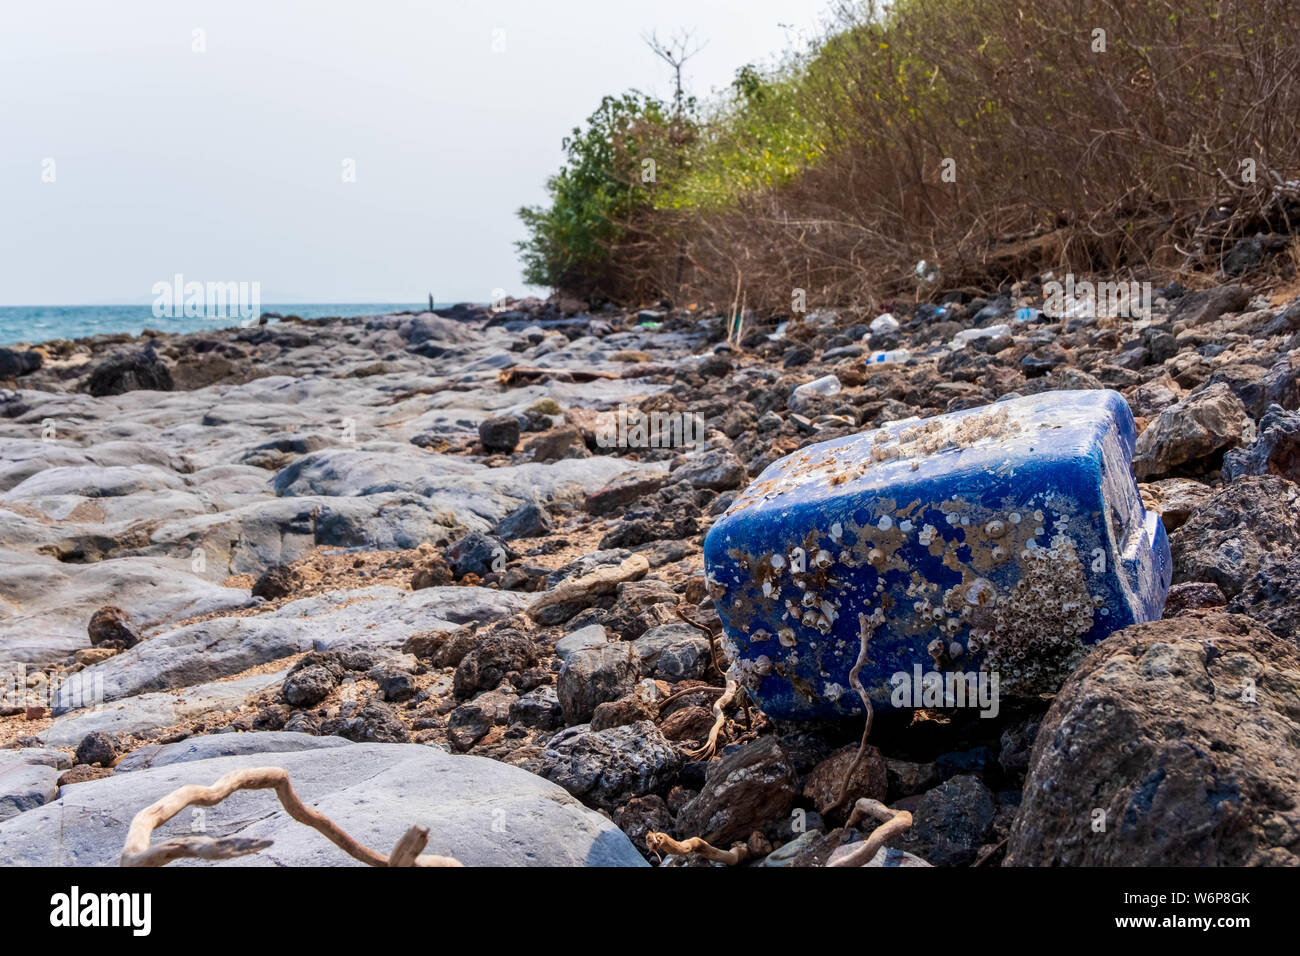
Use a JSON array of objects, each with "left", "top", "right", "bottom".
[
  {"left": 789, "top": 374, "right": 843, "bottom": 410},
  {"left": 951, "top": 324, "right": 1010, "bottom": 350},
  {"left": 869, "top": 313, "right": 900, "bottom": 335},
  {"left": 866, "top": 349, "right": 911, "bottom": 364}
]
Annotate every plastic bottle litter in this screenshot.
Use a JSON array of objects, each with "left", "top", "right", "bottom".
[
  {"left": 789, "top": 374, "right": 843, "bottom": 411},
  {"left": 866, "top": 349, "right": 911, "bottom": 364},
  {"left": 703, "top": 389, "right": 1171, "bottom": 721},
  {"left": 950, "top": 324, "right": 1009, "bottom": 350},
  {"left": 869, "top": 313, "right": 900, "bottom": 335}
]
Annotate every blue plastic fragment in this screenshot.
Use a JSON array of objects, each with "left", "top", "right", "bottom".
[{"left": 703, "top": 389, "right": 1171, "bottom": 721}]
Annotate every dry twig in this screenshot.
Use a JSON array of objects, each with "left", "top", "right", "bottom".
[
  {"left": 646, "top": 832, "right": 749, "bottom": 865},
  {"left": 825, "top": 613, "right": 878, "bottom": 816},
  {"left": 827, "top": 798, "right": 914, "bottom": 868},
  {"left": 120, "top": 766, "right": 463, "bottom": 868}
]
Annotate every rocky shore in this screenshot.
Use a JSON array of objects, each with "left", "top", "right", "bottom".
[{"left": 1, "top": 283, "right": 1298, "bottom": 866}]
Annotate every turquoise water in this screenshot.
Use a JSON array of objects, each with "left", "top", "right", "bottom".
[{"left": 0, "top": 303, "right": 451, "bottom": 347}]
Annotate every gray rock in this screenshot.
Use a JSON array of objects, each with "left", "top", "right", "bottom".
[
  {"left": 113, "top": 732, "right": 353, "bottom": 773},
  {"left": 540, "top": 721, "right": 679, "bottom": 810},
  {"left": 0, "top": 553, "right": 255, "bottom": 668},
  {"left": 1007, "top": 612, "right": 1300, "bottom": 866},
  {"left": 41, "top": 670, "right": 288, "bottom": 746},
  {"left": 447, "top": 689, "right": 514, "bottom": 751},
  {"left": 1134, "top": 382, "right": 1255, "bottom": 479},
  {"left": 632, "top": 623, "right": 712, "bottom": 681},
  {"left": 557, "top": 642, "right": 640, "bottom": 724},
  {"left": 1222, "top": 404, "right": 1300, "bottom": 483},
  {"left": 672, "top": 447, "right": 746, "bottom": 491},
  {"left": 677, "top": 736, "right": 800, "bottom": 845},
  {"left": 0, "top": 759, "right": 59, "bottom": 823},
  {"left": 509, "top": 685, "right": 563, "bottom": 730},
  {"left": 52, "top": 586, "right": 526, "bottom": 712},
  {"left": 554, "top": 624, "right": 609, "bottom": 662},
  {"left": 442, "top": 531, "right": 506, "bottom": 578},
  {"left": 0, "top": 742, "right": 646, "bottom": 866},
  {"left": 900, "top": 774, "right": 997, "bottom": 867},
  {"left": 494, "top": 500, "right": 553, "bottom": 540},
  {"left": 1171, "top": 475, "right": 1300, "bottom": 599}
]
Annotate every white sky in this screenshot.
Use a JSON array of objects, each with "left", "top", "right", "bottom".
[{"left": 0, "top": 0, "right": 833, "bottom": 305}]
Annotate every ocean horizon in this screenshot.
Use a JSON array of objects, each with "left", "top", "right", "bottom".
[{"left": 0, "top": 303, "right": 466, "bottom": 348}]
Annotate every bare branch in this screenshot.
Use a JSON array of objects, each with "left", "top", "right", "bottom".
[{"left": 120, "top": 767, "right": 463, "bottom": 867}]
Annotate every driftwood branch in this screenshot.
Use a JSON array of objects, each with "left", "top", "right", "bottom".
[
  {"left": 825, "top": 613, "right": 878, "bottom": 816},
  {"left": 685, "top": 679, "right": 737, "bottom": 761},
  {"left": 120, "top": 767, "right": 462, "bottom": 868},
  {"left": 646, "top": 832, "right": 749, "bottom": 865},
  {"left": 527, "top": 554, "right": 649, "bottom": 620},
  {"left": 827, "top": 798, "right": 914, "bottom": 867}
]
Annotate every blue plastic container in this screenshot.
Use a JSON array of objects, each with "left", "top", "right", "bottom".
[{"left": 703, "top": 390, "right": 1171, "bottom": 720}]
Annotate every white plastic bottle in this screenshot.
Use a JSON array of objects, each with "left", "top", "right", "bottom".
[{"left": 866, "top": 348, "right": 911, "bottom": 364}]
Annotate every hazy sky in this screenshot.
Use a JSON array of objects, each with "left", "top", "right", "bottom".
[{"left": 1, "top": 0, "right": 833, "bottom": 305}]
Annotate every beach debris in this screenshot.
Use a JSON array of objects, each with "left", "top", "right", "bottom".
[
  {"left": 119, "top": 766, "right": 462, "bottom": 867},
  {"left": 703, "top": 389, "right": 1171, "bottom": 720},
  {"left": 790, "top": 373, "right": 842, "bottom": 411},
  {"left": 867, "top": 348, "right": 910, "bottom": 364}
]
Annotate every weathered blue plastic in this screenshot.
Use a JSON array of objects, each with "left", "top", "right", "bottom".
[{"left": 703, "top": 390, "right": 1171, "bottom": 720}]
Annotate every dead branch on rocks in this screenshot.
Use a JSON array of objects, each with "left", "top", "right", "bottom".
[
  {"left": 527, "top": 554, "right": 649, "bottom": 621},
  {"left": 120, "top": 766, "right": 463, "bottom": 867},
  {"left": 674, "top": 606, "right": 725, "bottom": 678},
  {"left": 826, "top": 798, "right": 913, "bottom": 868},
  {"left": 825, "top": 613, "right": 878, "bottom": 817},
  {"left": 656, "top": 684, "right": 725, "bottom": 713},
  {"left": 686, "top": 678, "right": 737, "bottom": 761},
  {"left": 646, "top": 832, "right": 749, "bottom": 865},
  {"left": 673, "top": 606, "right": 739, "bottom": 759},
  {"left": 498, "top": 366, "right": 619, "bottom": 387}
]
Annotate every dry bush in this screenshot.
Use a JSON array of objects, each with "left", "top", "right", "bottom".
[{"left": 646, "top": 0, "right": 1300, "bottom": 311}]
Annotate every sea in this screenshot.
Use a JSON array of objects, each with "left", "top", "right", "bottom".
[{"left": 0, "top": 303, "right": 450, "bottom": 348}]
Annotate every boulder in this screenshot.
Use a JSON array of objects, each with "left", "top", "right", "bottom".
[
  {"left": 86, "top": 347, "right": 174, "bottom": 397},
  {"left": 453, "top": 630, "right": 537, "bottom": 698},
  {"left": 1133, "top": 382, "right": 1255, "bottom": 478},
  {"left": 1222, "top": 404, "right": 1300, "bottom": 483},
  {"left": 673, "top": 447, "right": 746, "bottom": 491},
  {"left": 0, "top": 752, "right": 60, "bottom": 823},
  {"left": 898, "top": 774, "right": 997, "bottom": 866},
  {"left": 1006, "top": 612, "right": 1300, "bottom": 866},
  {"left": 677, "top": 736, "right": 800, "bottom": 845},
  {"left": 632, "top": 623, "right": 712, "bottom": 681},
  {"left": 1170, "top": 475, "right": 1300, "bottom": 599},
  {"left": 0, "top": 740, "right": 646, "bottom": 865},
  {"left": 540, "top": 721, "right": 679, "bottom": 810},
  {"left": 557, "top": 642, "right": 640, "bottom": 724}
]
